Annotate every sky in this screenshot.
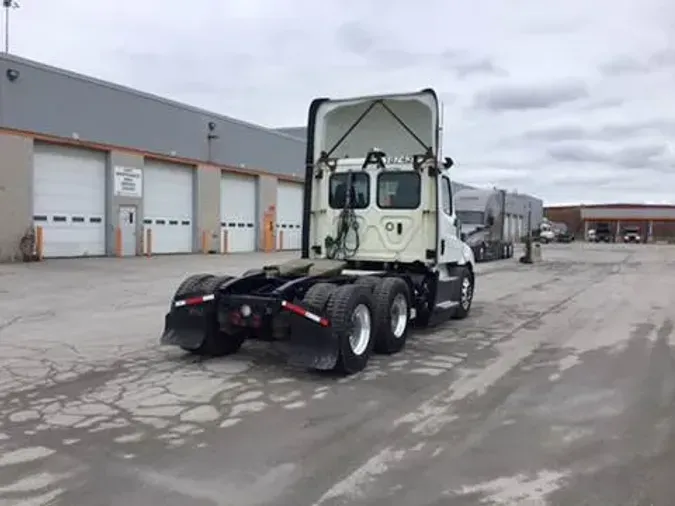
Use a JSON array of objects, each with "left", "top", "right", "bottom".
[{"left": 6, "top": 0, "right": 675, "bottom": 205}]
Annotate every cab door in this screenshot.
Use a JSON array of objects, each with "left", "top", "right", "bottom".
[
  {"left": 436, "top": 174, "right": 465, "bottom": 305},
  {"left": 437, "top": 174, "right": 463, "bottom": 263}
]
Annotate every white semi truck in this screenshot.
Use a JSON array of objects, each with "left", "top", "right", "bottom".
[
  {"left": 159, "top": 89, "right": 477, "bottom": 375},
  {"left": 455, "top": 187, "right": 515, "bottom": 262}
]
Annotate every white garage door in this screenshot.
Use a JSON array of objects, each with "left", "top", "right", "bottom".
[
  {"left": 220, "top": 172, "right": 257, "bottom": 253},
  {"left": 143, "top": 160, "right": 194, "bottom": 254},
  {"left": 33, "top": 143, "right": 106, "bottom": 258},
  {"left": 277, "top": 181, "right": 303, "bottom": 250}
]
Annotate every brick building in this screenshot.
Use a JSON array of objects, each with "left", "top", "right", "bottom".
[{"left": 545, "top": 204, "right": 675, "bottom": 242}]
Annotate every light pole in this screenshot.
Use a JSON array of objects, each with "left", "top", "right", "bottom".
[{"left": 2, "top": 0, "right": 19, "bottom": 54}]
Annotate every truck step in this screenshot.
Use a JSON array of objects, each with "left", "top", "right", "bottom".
[{"left": 436, "top": 300, "right": 459, "bottom": 310}]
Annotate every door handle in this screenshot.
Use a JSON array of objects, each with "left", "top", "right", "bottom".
[{"left": 441, "top": 239, "right": 446, "bottom": 255}]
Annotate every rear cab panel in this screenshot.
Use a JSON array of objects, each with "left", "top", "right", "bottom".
[{"left": 304, "top": 90, "right": 440, "bottom": 264}]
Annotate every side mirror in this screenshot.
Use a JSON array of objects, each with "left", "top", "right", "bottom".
[
  {"left": 443, "top": 157, "right": 454, "bottom": 169},
  {"left": 460, "top": 232, "right": 466, "bottom": 241},
  {"left": 486, "top": 214, "right": 495, "bottom": 226}
]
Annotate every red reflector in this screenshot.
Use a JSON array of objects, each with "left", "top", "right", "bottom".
[
  {"left": 184, "top": 296, "right": 205, "bottom": 306},
  {"left": 281, "top": 300, "right": 330, "bottom": 327}
]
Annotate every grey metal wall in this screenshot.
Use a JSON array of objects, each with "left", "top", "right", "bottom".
[
  {"left": 274, "top": 127, "right": 307, "bottom": 140},
  {"left": 0, "top": 54, "right": 304, "bottom": 177}
]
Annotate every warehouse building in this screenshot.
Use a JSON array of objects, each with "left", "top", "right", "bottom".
[
  {"left": 0, "top": 53, "right": 308, "bottom": 262},
  {"left": 0, "top": 53, "right": 543, "bottom": 262},
  {"left": 545, "top": 204, "right": 675, "bottom": 241}
]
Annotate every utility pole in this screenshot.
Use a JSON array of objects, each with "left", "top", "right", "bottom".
[{"left": 2, "top": 0, "right": 19, "bottom": 54}]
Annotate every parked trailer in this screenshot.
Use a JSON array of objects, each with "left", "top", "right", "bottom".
[
  {"left": 160, "top": 89, "right": 477, "bottom": 375},
  {"left": 455, "top": 188, "right": 514, "bottom": 262}
]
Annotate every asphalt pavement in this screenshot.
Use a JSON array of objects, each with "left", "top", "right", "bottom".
[{"left": 0, "top": 243, "right": 674, "bottom": 506}]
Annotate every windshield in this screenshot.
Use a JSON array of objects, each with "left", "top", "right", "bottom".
[
  {"left": 377, "top": 172, "right": 421, "bottom": 209},
  {"left": 457, "top": 211, "right": 484, "bottom": 225},
  {"left": 329, "top": 173, "right": 370, "bottom": 209}
]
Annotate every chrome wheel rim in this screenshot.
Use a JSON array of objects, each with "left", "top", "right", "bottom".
[
  {"left": 461, "top": 277, "right": 473, "bottom": 310},
  {"left": 390, "top": 293, "right": 408, "bottom": 338},
  {"left": 349, "top": 304, "right": 371, "bottom": 356}
]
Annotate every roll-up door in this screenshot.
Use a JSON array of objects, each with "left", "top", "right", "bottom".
[
  {"left": 276, "top": 181, "right": 303, "bottom": 250},
  {"left": 143, "top": 160, "right": 194, "bottom": 254},
  {"left": 220, "top": 172, "right": 257, "bottom": 253},
  {"left": 33, "top": 143, "right": 106, "bottom": 258}
]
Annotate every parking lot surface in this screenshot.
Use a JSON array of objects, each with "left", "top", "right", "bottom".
[{"left": 1, "top": 244, "right": 674, "bottom": 506}]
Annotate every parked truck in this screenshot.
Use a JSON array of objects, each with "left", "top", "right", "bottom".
[
  {"left": 159, "top": 89, "right": 477, "bottom": 376},
  {"left": 455, "top": 188, "right": 514, "bottom": 262},
  {"left": 593, "top": 222, "right": 613, "bottom": 243}
]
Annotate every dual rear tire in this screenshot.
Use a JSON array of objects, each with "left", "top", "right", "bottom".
[
  {"left": 172, "top": 274, "right": 247, "bottom": 357},
  {"left": 302, "top": 277, "right": 412, "bottom": 375}
]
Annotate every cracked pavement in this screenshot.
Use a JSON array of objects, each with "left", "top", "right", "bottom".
[{"left": 0, "top": 245, "right": 674, "bottom": 505}]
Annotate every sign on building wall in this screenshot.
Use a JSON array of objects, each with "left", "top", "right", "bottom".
[{"left": 113, "top": 166, "right": 143, "bottom": 198}]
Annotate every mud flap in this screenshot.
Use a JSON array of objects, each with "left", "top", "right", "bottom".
[
  {"left": 160, "top": 306, "right": 209, "bottom": 351},
  {"left": 286, "top": 312, "right": 338, "bottom": 371}
]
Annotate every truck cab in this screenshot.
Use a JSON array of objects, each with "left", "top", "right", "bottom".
[{"left": 303, "top": 89, "right": 472, "bottom": 270}]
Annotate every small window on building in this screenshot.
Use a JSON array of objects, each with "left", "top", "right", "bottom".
[
  {"left": 377, "top": 172, "right": 421, "bottom": 209},
  {"left": 329, "top": 172, "right": 370, "bottom": 209}
]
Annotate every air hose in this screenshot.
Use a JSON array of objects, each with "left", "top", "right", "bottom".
[{"left": 325, "top": 171, "right": 360, "bottom": 260}]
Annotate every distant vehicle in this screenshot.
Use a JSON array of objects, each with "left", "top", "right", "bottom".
[
  {"left": 539, "top": 222, "right": 556, "bottom": 243},
  {"left": 456, "top": 188, "right": 514, "bottom": 262},
  {"left": 593, "top": 222, "right": 613, "bottom": 243},
  {"left": 622, "top": 226, "right": 641, "bottom": 243},
  {"left": 556, "top": 230, "right": 575, "bottom": 243},
  {"left": 587, "top": 229, "right": 596, "bottom": 242}
]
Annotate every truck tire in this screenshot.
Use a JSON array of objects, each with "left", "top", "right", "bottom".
[
  {"left": 302, "top": 282, "right": 336, "bottom": 312},
  {"left": 452, "top": 267, "right": 474, "bottom": 320},
  {"left": 354, "top": 276, "right": 382, "bottom": 291},
  {"left": 327, "top": 285, "right": 375, "bottom": 375},
  {"left": 172, "top": 273, "right": 213, "bottom": 305},
  {"left": 184, "top": 274, "right": 247, "bottom": 357},
  {"left": 372, "top": 277, "right": 411, "bottom": 355}
]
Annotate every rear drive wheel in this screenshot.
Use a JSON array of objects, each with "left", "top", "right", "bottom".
[
  {"left": 452, "top": 268, "right": 474, "bottom": 320},
  {"left": 327, "top": 285, "right": 375, "bottom": 374},
  {"left": 184, "top": 274, "right": 247, "bottom": 357},
  {"left": 372, "top": 277, "right": 411, "bottom": 355},
  {"left": 302, "top": 282, "right": 337, "bottom": 312},
  {"left": 354, "top": 276, "right": 382, "bottom": 292},
  {"left": 172, "top": 273, "right": 213, "bottom": 307}
]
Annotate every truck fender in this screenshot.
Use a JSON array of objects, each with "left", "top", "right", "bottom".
[{"left": 460, "top": 242, "right": 476, "bottom": 270}]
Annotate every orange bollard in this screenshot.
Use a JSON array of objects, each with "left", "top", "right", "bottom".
[
  {"left": 115, "top": 227, "right": 122, "bottom": 257},
  {"left": 221, "top": 229, "right": 229, "bottom": 254},
  {"left": 35, "top": 226, "right": 44, "bottom": 260},
  {"left": 201, "top": 230, "right": 208, "bottom": 254},
  {"left": 146, "top": 228, "right": 152, "bottom": 257}
]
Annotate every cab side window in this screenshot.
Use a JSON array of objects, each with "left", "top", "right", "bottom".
[{"left": 441, "top": 177, "right": 453, "bottom": 215}]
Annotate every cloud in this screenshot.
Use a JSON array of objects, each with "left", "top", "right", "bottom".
[
  {"left": 6, "top": 0, "right": 675, "bottom": 205},
  {"left": 599, "top": 49, "right": 675, "bottom": 76},
  {"left": 473, "top": 81, "right": 589, "bottom": 111},
  {"left": 547, "top": 141, "right": 671, "bottom": 171}
]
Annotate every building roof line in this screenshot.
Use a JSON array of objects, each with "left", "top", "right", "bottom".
[{"left": 0, "top": 53, "right": 304, "bottom": 144}]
